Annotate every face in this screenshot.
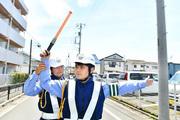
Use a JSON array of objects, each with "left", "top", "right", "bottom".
[
  {"left": 51, "top": 66, "right": 64, "bottom": 77},
  {"left": 75, "top": 64, "right": 89, "bottom": 80}
]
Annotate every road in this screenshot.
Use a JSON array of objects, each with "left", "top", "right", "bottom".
[
  {"left": 0, "top": 96, "right": 152, "bottom": 120},
  {"left": 102, "top": 99, "right": 152, "bottom": 120},
  {"left": 0, "top": 96, "right": 41, "bottom": 120}
]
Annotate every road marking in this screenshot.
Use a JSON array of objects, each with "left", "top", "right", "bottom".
[
  {"left": 141, "top": 104, "right": 158, "bottom": 108},
  {"left": 104, "top": 107, "right": 122, "bottom": 120}
]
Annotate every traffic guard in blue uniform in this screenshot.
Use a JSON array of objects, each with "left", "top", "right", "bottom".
[
  {"left": 38, "top": 52, "right": 153, "bottom": 120},
  {"left": 24, "top": 59, "right": 65, "bottom": 120}
]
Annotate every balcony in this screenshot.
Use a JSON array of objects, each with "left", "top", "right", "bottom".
[
  {"left": 0, "top": 0, "right": 27, "bottom": 31},
  {"left": 0, "top": 47, "right": 23, "bottom": 65},
  {"left": 0, "top": 18, "right": 25, "bottom": 48},
  {"left": 15, "top": 0, "right": 28, "bottom": 15}
]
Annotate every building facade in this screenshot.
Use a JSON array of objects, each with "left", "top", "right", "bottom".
[
  {"left": 100, "top": 53, "right": 125, "bottom": 74},
  {"left": 125, "top": 59, "right": 158, "bottom": 73},
  {"left": 17, "top": 52, "right": 40, "bottom": 74},
  {"left": 0, "top": 0, "right": 28, "bottom": 74}
]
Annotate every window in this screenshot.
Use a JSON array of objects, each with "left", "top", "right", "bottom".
[
  {"left": 130, "top": 73, "right": 158, "bottom": 80},
  {"left": 125, "top": 65, "right": 128, "bottom": 71},
  {"left": 152, "top": 66, "right": 158, "bottom": 69},
  {"left": 141, "top": 65, "right": 145, "bottom": 68},
  {"left": 109, "top": 61, "right": 116, "bottom": 67},
  {"left": 0, "top": 63, "right": 5, "bottom": 74},
  {"left": 0, "top": 38, "right": 7, "bottom": 48},
  {"left": 109, "top": 73, "right": 120, "bottom": 79},
  {"left": 119, "top": 62, "right": 121, "bottom": 67},
  {"left": 134, "top": 65, "right": 137, "bottom": 68}
]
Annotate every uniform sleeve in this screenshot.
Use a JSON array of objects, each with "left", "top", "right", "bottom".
[
  {"left": 39, "top": 58, "right": 63, "bottom": 98},
  {"left": 24, "top": 73, "right": 42, "bottom": 96},
  {"left": 102, "top": 81, "right": 147, "bottom": 98}
]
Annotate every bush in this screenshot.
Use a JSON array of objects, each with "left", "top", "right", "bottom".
[{"left": 10, "top": 72, "right": 29, "bottom": 84}]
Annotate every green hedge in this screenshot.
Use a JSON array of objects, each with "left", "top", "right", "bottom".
[{"left": 10, "top": 72, "right": 29, "bottom": 84}]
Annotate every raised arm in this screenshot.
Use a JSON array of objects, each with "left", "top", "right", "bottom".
[{"left": 39, "top": 57, "right": 63, "bottom": 98}]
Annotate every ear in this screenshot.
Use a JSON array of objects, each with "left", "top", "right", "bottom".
[{"left": 90, "top": 67, "right": 95, "bottom": 73}]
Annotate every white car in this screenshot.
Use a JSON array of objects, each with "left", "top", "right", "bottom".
[
  {"left": 119, "top": 71, "right": 158, "bottom": 94},
  {"left": 102, "top": 72, "right": 120, "bottom": 83},
  {"left": 168, "top": 71, "right": 180, "bottom": 110}
]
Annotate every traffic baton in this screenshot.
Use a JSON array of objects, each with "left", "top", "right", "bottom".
[{"left": 47, "top": 11, "right": 72, "bottom": 52}]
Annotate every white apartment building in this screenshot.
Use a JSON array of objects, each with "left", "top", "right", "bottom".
[
  {"left": 0, "top": 0, "right": 28, "bottom": 84},
  {"left": 125, "top": 59, "right": 158, "bottom": 73}
]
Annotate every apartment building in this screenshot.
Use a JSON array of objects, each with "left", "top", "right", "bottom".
[
  {"left": 0, "top": 0, "right": 28, "bottom": 75},
  {"left": 125, "top": 59, "right": 158, "bottom": 73}
]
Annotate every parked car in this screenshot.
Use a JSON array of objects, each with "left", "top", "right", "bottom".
[
  {"left": 119, "top": 71, "right": 158, "bottom": 94},
  {"left": 102, "top": 72, "right": 121, "bottom": 83},
  {"left": 92, "top": 73, "right": 102, "bottom": 82},
  {"left": 168, "top": 71, "right": 180, "bottom": 110}
]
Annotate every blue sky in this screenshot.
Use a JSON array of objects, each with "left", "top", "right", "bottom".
[{"left": 23, "top": 0, "right": 180, "bottom": 65}]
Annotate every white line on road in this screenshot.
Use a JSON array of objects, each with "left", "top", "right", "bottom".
[
  {"left": 141, "top": 104, "right": 158, "bottom": 108},
  {"left": 104, "top": 107, "right": 122, "bottom": 120}
]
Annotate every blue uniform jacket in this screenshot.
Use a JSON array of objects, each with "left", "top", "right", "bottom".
[
  {"left": 39, "top": 58, "right": 148, "bottom": 119},
  {"left": 24, "top": 71, "right": 64, "bottom": 113}
]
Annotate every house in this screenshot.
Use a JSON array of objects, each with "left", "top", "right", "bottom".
[{"left": 100, "top": 53, "right": 125, "bottom": 74}]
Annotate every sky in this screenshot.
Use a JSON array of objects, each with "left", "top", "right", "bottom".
[{"left": 23, "top": 0, "right": 180, "bottom": 65}]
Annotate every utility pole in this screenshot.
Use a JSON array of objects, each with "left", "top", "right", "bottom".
[
  {"left": 28, "top": 39, "right": 32, "bottom": 75},
  {"left": 156, "top": 0, "right": 169, "bottom": 119},
  {"left": 75, "top": 23, "right": 85, "bottom": 54}
]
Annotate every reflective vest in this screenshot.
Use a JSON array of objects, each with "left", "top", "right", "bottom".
[
  {"left": 62, "top": 77, "right": 105, "bottom": 119},
  {"left": 38, "top": 74, "right": 64, "bottom": 119}
]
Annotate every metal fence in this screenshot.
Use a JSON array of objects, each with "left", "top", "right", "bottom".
[{"left": 0, "top": 83, "right": 24, "bottom": 104}]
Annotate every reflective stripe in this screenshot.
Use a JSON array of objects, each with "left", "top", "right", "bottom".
[
  {"left": 41, "top": 93, "right": 59, "bottom": 119},
  {"left": 68, "top": 80, "right": 78, "bottom": 119},
  {"left": 41, "top": 112, "right": 58, "bottom": 119},
  {"left": 83, "top": 81, "right": 101, "bottom": 119},
  {"left": 50, "top": 94, "right": 59, "bottom": 113},
  {"left": 109, "top": 83, "right": 118, "bottom": 96}
]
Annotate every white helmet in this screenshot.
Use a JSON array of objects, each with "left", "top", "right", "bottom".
[
  {"left": 50, "top": 59, "right": 64, "bottom": 68},
  {"left": 75, "top": 53, "right": 96, "bottom": 66}
]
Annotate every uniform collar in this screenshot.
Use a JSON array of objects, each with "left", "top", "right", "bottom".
[
  {"left": 51, "top": 74, "right": 64, "bottom": 80},
  {"left": 76, "top": 76, "right": 93, "bottom": 84}
]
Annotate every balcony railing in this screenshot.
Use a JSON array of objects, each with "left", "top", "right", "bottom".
[
  {"left": 0, "top": 47, "right": 23, "bottom": 65},
  {"left": 0, "top": 18, "right": 25, "bottom": 47},
  {"left": 0, "top": 0, "right": 27, "bottom": 31}
]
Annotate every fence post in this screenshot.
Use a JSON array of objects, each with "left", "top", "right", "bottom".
[
  {"left": 22, "top": 83, "right": 24, "bottom": 93},
  {"left": 7, "top": 86, "right": 10, "bottom": 100}
]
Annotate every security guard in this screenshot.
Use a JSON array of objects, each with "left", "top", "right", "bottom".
[
  {"left": 39, "top": 52, "right": 153, "bottom": 120},
  {"left": 24, "top": 59, "right": 65, "bottom": 120}
]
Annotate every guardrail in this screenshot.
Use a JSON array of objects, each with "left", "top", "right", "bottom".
[{"left": 0, "top": 83, "right": 24, "bottom": 104}]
